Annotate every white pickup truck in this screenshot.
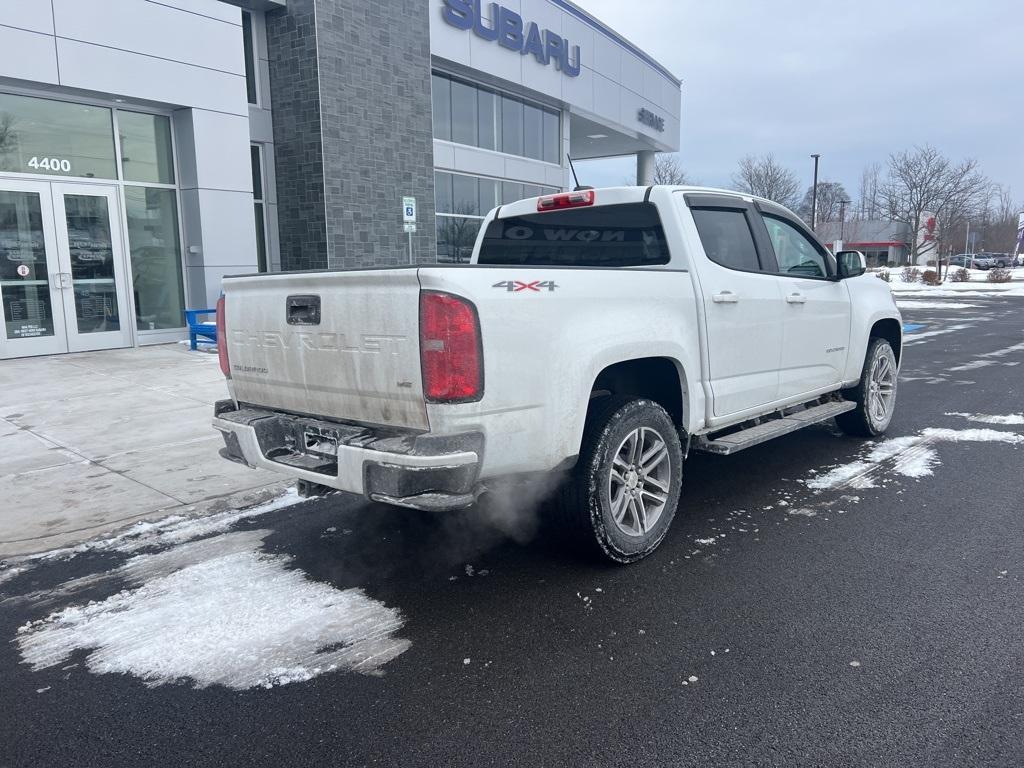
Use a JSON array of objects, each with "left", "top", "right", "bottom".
[{"left": 213, "top": 186, "right": 901, "bottom": 563}]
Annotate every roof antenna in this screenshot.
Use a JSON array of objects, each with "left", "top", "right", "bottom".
[{"left": 567, "top": 154, "right": 593, "bottom": 192}]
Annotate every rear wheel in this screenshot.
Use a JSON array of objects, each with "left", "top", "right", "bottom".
[
  {"left": 836, "top": 338, "right": 898, "bottom": 437},
  {"left": 557, "top": 396, "right": 683, "bottom": 563}
]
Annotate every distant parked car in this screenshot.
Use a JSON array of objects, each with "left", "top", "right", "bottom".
[
  {"left": 949, "top": 254, "right": 977, "bottom": 268},
  {"left": 972, "top": 252, "right": 1012, "bottom": 269},
  {"left": 979, "top": 252, "right": 1013, "bottom": 268},
  {"left": 1017, "top": 253, "right": 1024, "bottom": 267}
]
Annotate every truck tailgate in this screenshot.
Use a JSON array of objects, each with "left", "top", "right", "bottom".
[{"left": 222, "top": 269, "right": 428, "bottom": 430}]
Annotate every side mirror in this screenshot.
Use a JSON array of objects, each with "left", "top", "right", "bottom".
[{"left": 836, "top": 250, "right": 867, "bottom": 279}]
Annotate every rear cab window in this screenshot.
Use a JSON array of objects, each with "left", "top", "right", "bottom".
[
  {"left": 477, "top": 202, "right": 670, "bottom": 267},
  {"left": 689, "top": 207, "right": 761, "bottom": 272}
]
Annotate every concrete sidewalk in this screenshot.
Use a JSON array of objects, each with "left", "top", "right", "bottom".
[{"left": 0, "top": 344, "right": 285, "bottom": 557}]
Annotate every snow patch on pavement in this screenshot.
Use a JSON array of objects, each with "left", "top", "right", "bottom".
[
  {"left": 895, "top": 300, "right": 979, "bottom": 310},
  {"left": 947, "top": 412, "right": 1024, "bottom": 426},
  {"left": 806, "top": 428, "right": 1023, "bottom": 490},
  {"left": 902, "top": 324, "right": 973, "bottom": 345},
  {"left": 16, "top": 529, "right": 411, "bottom": 689},
  {"left": 28, "top": 488, "right": 303, "bottom": 563}
]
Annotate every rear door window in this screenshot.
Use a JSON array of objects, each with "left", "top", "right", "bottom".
[
  {"left": 690, "top": 207, "right": 760, "bottom": 272},
  {"left": 477, "top": 202, "right": 670, "bottom": 267}
]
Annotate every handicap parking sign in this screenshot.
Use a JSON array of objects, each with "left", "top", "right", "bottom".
[{"left": 402, "top": 196, "right": 416, "bottom": 223}]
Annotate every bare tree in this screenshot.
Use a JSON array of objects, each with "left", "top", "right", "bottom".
[
  {"left": 987, "top": 185, "right": 1021, "bottom": 253},
  {"left": 797, "top": 181, "right": 850, "bottom": 227},
  {"left": 857, "top": 162, "right": 883, "bottom": 219},
  {"left": 948, "top": 185, "right": 1023, "bottom": 256},
  {"left": 879, "top": 145, "right": 991, "bottom": 275},
  {"left": 731, "top": 154, "right": 801, "bottom": 209},
  {"left": 0, "top": 113, "right": 15, "bottom": 157},
  {"left": 652, "top": 154, "right": 690, "bottom": 185}
]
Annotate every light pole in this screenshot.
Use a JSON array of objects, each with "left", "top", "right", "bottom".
[
  {"left": 810, "top": 154, "right": 821, "bottom": 231},
  {"left": 839, "top": 198, "right": 851, "bottom": 242}
]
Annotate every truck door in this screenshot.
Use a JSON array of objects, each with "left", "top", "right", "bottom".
[
  {"left": 685, "top": 195, "right": 784, "bottom": 418},
  {"left": 754, "top": 208, "right": 852, "bottom": 399}
]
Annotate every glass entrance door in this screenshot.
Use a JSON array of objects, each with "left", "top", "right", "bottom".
[
  {"left": 0, "top": 180, "right": 131, "bottom": 358},
  {"left": 50, "top": 184, "right": 131, "bottom": 353}
]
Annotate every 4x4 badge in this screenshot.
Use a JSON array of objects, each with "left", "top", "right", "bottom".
[{"left": 492, "top": 280, "right": 558, "bottom": 292}]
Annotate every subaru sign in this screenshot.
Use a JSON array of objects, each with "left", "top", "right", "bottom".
[{"left": 441, "top": 0, "right": 582, "bottom": 77}]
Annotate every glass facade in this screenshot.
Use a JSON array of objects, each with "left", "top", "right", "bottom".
[
  {"left": 0, "top": 190, "right": 53, "bottom": 339},
  {"left": 124, "top": 187, "right": 184, "bottom": 331},
  {"left": 0, "top": 92, "right": 117, "bottom": 179},
  {"left": 431, "top": 73, "right": 560, "bottom": 164},
  {"left": 0, "top": 92, "right": 188, "bottom": 337},
  {"left": 242, "top": 11, "right": 258, "bottom": 105},
  {"left": 118, "top": 111, "right": 175, "bottom": 184},
  {"left": 251, "top": 144, "right": 268, "bottom": 272},
  {"left": 435, "top": 170, "right": 558, "bottom": 263},
  {"left": 63, "top": 194, "right": 120, "bottom": 333}
]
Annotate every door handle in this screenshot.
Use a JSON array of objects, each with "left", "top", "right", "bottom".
[
  {"left": 712, "top": 291, "right": 739, "bottom": 304},
  {"left": 786, "top": 292, "right": 807, "bottom": 304},
  {"left": 56, "top": 272, "right": 72, "bottom": 289}
]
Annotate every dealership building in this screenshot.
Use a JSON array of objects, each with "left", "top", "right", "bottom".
[{"left": 0, "top": 0, "right": 680, "bottom": 360}]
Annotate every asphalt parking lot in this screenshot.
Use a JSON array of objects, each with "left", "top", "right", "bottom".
[{"left": 2, "top": 294, "right": 1023, "bottom": 768}]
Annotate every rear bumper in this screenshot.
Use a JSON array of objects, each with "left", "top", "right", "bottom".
[{"left": 212, "top": 400, "right": 482, "bottom": 510}]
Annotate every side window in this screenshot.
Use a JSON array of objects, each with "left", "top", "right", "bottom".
[
  {"left": 762, "top": 214, "right": 828, "bottom": 278},
  {"left": 690, "top": 208, "right": 760, "bottom": 272}
]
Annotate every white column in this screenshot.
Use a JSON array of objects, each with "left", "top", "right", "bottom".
[{"left": 636, "top": 150, "right": 656, "bottom": 186}]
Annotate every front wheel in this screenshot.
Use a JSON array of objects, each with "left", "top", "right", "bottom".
[
  {"left": 556, "top": 396, "right": 683, "bottom": 564},
  {"left": 836, "top": 338, "right": 898, "bottom": 437}
]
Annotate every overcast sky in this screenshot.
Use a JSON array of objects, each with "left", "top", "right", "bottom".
[{"left": 574, "top": 0, "right": 1022, "bottom": 204}]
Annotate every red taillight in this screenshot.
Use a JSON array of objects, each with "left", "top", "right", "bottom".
[
  {"left": 536, "top": 189, "right": 595, "bottom": 211},
  {"left": 216, "top": 294, "right": 230, "bottom": 378},
  {"left": 420, "top": 291, "right": 482, "bottom": 402}
]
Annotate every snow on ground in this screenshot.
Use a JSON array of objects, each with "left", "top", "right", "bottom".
[
  {"left": 10, "top": 487, "right": 412, "bottom": 689},
  {"left": 947, "top": 412, "right": 1024, "bottom": 426},
  {"left": 17, "top": 529, "right": 411, "bottom": 689},
  {"left": 26, "top": 488, "right": 303, "bottom": 563},
  {"left": 947, "top": 340, "right": 1024, "bottom": 371},
  {"left": 902, "top": 323, "right": 973, "bottom": 346},
  {"left": 887, "top": 268, "right": 1024, "bottom": 297},
  {"left": 805, "top": 427, "right": 1024, "bottom": 491},
  {"left": 894, "top": 300, "right": 980, "bottom": 310}
]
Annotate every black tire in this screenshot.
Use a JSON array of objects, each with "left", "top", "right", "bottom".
[
  {"left": 836, "top": 338, "right": 898, "bottom": 437},
  {"left": 556, "top": 396, "right": 683, "bottom": 564}
]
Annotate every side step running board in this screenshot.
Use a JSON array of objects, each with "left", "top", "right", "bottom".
[{"left": 693, "top": 400, "right": 857, "bottom": 456}]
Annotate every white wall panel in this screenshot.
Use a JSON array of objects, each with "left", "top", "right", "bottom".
[
  {"left": 56, "top": 38, "right": 247, "bottom": 114},
  {"left": 191, "top": 189, "right": 258, "bottom": 268},
  {"left": 0, "top": 26, "right": 59, "bottom": 85},
  {"left": 52, "top": 0, "right": 244, "bottom": 75},
  {"left": 142, "top": 0, "right": 240, "bottom": 26},
  {"left": 450, "top": 144, "right": 507, "bottom": 178},
  {"left": 3, "top": 0, "right": 54, "bottom": 34},
  {"left": 188, "top": 110, "right": 252, "bottom": 192}
]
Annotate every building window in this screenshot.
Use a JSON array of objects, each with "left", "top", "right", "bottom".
[
  {"left": 431, "top": 72, "right": 560, "bottom": 164},
  {"left": 431, "top": 75, "right": 451, "bottom": 142},
  {"left": 435, "top": 170, "right": 558, "bottom": 263},
  {"left": 0, "top": 92, "right": 117, "bottom": 179},
  {"left": 118, "top": 111, "right": 175, "bottom": 184},
  {"left": 251, "top": 144, "right": 268, "bottom": 272},
  {"left": 124, "top": 187, "right": 184, "bottom": 331},
  {"left": 242, "top": 11, "right": 258, "bottom": 105}
]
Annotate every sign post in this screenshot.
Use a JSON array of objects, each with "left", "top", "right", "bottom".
[
  {"left": 1016, "top": 212, "right": 1024, "bottom": 262},
  {"left": 402, "top": 196, "right": 416, "bottom": 265}
]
